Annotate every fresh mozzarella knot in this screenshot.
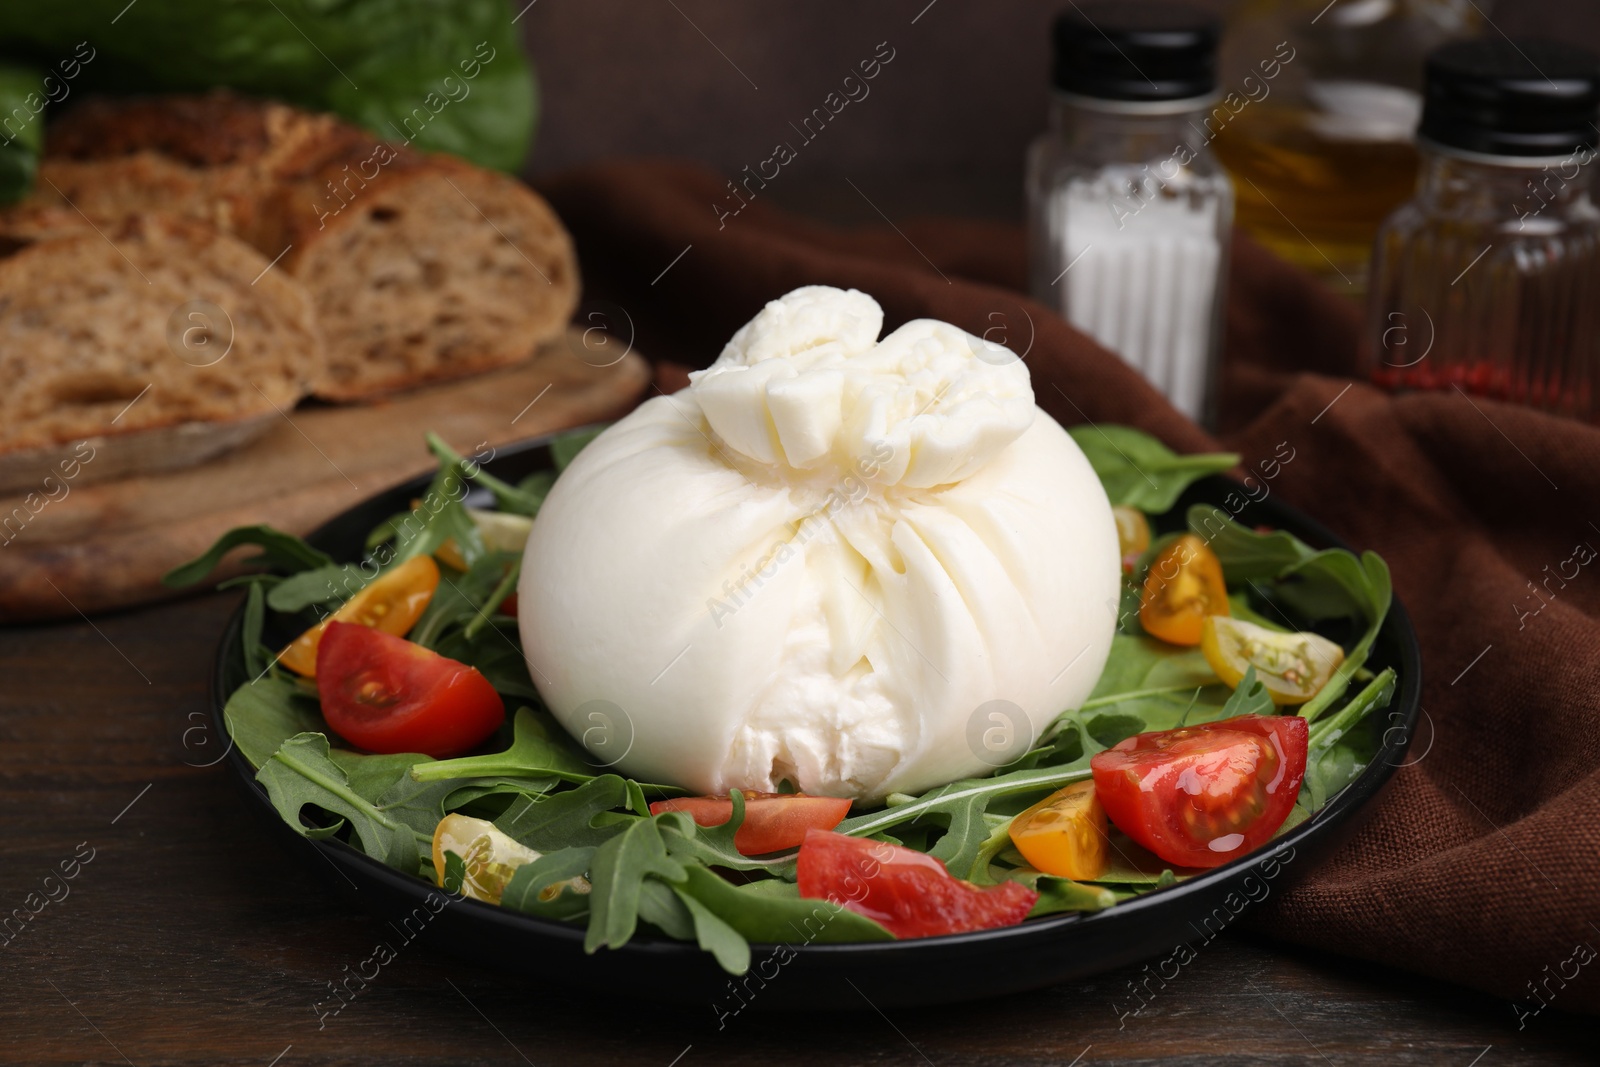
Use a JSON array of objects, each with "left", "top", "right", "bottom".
[{"left": 689, "top": 287, "right": 1035, "bottom": 489}]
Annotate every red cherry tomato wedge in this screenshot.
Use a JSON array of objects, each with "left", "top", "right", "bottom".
[
  {"left": 316, "top": 622, "right": 505, "bottom": 758},
  {"left": 1090, "top": 714, "right": 1307, "bottom": 869},
  {"left": 796, "top": 829, "right": 1037, "bottom": 939},
  {"left": 649, "top": 793, "right": 851, "bottom": 856}
]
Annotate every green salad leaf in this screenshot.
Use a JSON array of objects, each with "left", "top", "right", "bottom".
[
  {"left": 257, "top": 733, "right": 422, "bottom": 871},
  {"left": 164, "top": 525, "right": 333, "bottom": 588},
  {"left": 583, "top": 817, "right": 687, "bottom": 954},
  {"left": 835, "top": 748, "right": 1097, "bottom": 878},
  {"left": 671, "top": 864, "right": 893, "bottom": 946},
  {"left": 1188, "top": 506, "right": 1392, "bottom": 722},
  {"left": 494, "top": 775, "right": 632, "bottom": 852},
  {"left": 224, "top": 676, "right": 325, "bottom": 769},
  {"left": 501, "top": 847, "right": 596, "bottom": 922},
  {"left": 1068, "top": 425, "right": 1238, "bottom": 512},
  {"left": 411, "top": 707, "right": 594, "bottom": 785},
  {"left": 1012, "top": 871, "right": 1119, "bottom": 916},
  {"left": 1302, "top": 669, "right": 1397, "bottom": 811}
]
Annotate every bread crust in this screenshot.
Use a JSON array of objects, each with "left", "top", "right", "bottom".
[
  {"left": 0, "top": 212, "right": 323, "bottom": 457},
  {"left": 37, "top": 91, "right": 580, "bottom": 401}
]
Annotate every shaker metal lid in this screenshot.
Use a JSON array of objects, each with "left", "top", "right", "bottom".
[
  {"left": 1420, "top": 39, "right": 1600, "bottom": 157},
  {"left": 1051, "top": 2, "right": 1219, "bottom": 103}
]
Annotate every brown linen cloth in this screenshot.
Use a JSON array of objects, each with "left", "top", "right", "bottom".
[{"left": 540, "top": 160, "right": 1600, "bottom": 1014}]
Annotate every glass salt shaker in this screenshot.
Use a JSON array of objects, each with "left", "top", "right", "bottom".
[
  {"left": 1027, "top": 2, "right": 1234, "bottom": 427},
  {"left": 1363, "top": 40, "right": 1600, "bottom": 421}
]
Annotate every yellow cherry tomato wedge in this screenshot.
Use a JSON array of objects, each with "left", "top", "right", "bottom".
[
  {"left": 434, "top": 508, "right": 535, "bottom": 572},
  {"left": 1201, "top": 616, "right": 1346, "bottom": 705},
  {"left": 1112, "top": 505, "right": 1151, "bottom": 572},
  {"left": 278, "top": 554, "right": 439, "bottom": 677},
  {"left": 1008, "top": 779, "right": 1109, "bottom": 881},
  {"left": 432, "top": 813, "right": 542, "bottom": 905},
  {"left": 1139, "top": 533, "right": 1229, "bottom": 646}
]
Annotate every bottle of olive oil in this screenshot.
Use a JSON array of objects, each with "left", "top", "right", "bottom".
[{"left": 1212, "top": 0, "right": 1487, "bottom": 294}]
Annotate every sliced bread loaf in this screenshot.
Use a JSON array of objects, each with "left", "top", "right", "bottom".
[
  {"left": 39, "top": 92, "right": 580, "bottom": 401},
  {"left": 0, "top": 211, "right": 323, "bottom": 471}
]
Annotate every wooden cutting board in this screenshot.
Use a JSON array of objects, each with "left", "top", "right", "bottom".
[{"left": 0, "top": 329, "right": 651, "bottom": 621}]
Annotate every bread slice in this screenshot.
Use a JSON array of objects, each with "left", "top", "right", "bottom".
[
  {"left": 263, "top": 151, "right": 580, "bottom": 399},
  {"left": 40, "top": 92, "right": 580, "bottom": 401},
  {"left": 0, "top": 211, "right": 323, "bottom": 485}
]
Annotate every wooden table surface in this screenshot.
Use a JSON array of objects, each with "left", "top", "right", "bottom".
[{"left": 1, "top": 590, "right": 1592, "bottom": 1066}]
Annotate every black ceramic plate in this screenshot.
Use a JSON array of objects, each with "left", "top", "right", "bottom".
[{"left": 211, "top": 430, "right": 1422, "bottom": 1010}]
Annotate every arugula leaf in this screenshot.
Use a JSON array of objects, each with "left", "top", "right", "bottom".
[
  {"left": 223, "top": 676, "right": 325, "bottom": 769},
  {"left": 426, "top": 433, "right": 547, "bottom": 518},
  {"left": 440, "top": 776, "right": 561, "bottom": 813},
  {"left": 636, "top": 878, "right": 697, "bottom": 940},
  {"left": 670, "top": 883, "right": 751, "bottom": 974},
  {"left": 240, "top": 580, "right": 272, "bottom": 680},
  {"left": 494, "top": 775, "right": 632, "bottom": 851},
  {"left": 671, "top": 865, "right": 894, "bottom": 945},
  {"left": 163, "top": 525, "right": 333, "bottom": 587},
  {"left": 410, "top": 708, "right": 593, "bottom": 784},
  {"left": 1009, "top": 870, "right": 1119, "bottom": 916},
  {"left": 837, "top": 760, "right": 1096, "bottom": 878},
  {"left": 657, "top": 793, "right": 789, "bottom": 873},
  {"left": 257, "top": 733, "right": 421, "bottom": 871},
  {"left": 441, "top": 850, "right": 467, "bottom": 895},
  {"left": 1066, "top": 634, "right": 1231, "bottom": 746},
  {"left": 1068, "top": 425, "right": 1238, "bottom": 512},
  {"left": 1089, "top": 833, "right": 1192, "bottom": 886},
  {"left": 410, "top": 550, "right": 514, "bottom": 647},
  {"left": 583, "top": 817, "right": 686, "bottom": 953},
  {"left": 266, "top": 563, "right": 372, "bottom": 613},
  {"left": 1219, "top": 666, "right": 1274, "bottom": 718},
  {"left": 1303, "top": 669, "right": 1397, "bottom": 810},
  {"left": 329, "top": 749, "right": 432, "bottom": 799},
  {"left": 1187, "top": 507, "right": 1393, "bottom": 723},
  {"left": 501, "top": 847, "right": 596, "bottom": 922}
]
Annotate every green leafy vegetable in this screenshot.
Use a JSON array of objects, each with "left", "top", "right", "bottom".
[
  {"left": 164, "top": 525, "right": 333, "bottom": 588},
  {"left": 836, "top": 753, "right": 1097, "bottom": 878},
  {"left": 411, "top": 708, "right": 594, "bottom": 785},
  {"left": 257, "top": 733, "right": 421, "bottom": 871},
  {"left": 224, "top": 676, "right": 325, "bottom": 769},
  {"left": 1187, "top": 506, "right": 1392, "bottom": 722},
  {"left": 671, "top": 865, "right": 893, "bottom": 945},
  {"left": 1302, "top": 669, "right": 1397, "bottom": 810},
  {"left": 266, "top": 564, "right": 372, "bottom": 613},
  {"left": 494, "top": 775, "right": 632, "bottom": 851},
  {"left": 425, "top": 433, "right": 545, "bottom": 518},
  {"left": 1011, "top": 871, "right": 1119, "bottom": 916},
  {"left": 501, "top": 847, "right": 596, "bottom": 921},
  {"left": 1068, "top": 425, "right": 1238, "bottom": 512},
  {"left": 583, "top": 817, "right": 687, "bottom": 954}
]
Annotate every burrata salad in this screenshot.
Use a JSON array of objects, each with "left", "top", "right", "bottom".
[{"left": 190, "top": 286, "right": 1398, "bottom": 971}]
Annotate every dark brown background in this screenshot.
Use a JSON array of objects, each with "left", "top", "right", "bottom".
[
  {"left": 518, "top": 0, "right": 1600, "bottom": 221},
  {"left": 7, "top": 2, "right": 1600, "bottom": 1065}
]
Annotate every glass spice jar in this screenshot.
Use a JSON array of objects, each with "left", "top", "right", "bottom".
[
  {"left": 1362, "top": 39, "right": 1600, "bottom": 421},
  {"left": 1027, "top": 2, "right": 1233, "bottom": 426}
]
